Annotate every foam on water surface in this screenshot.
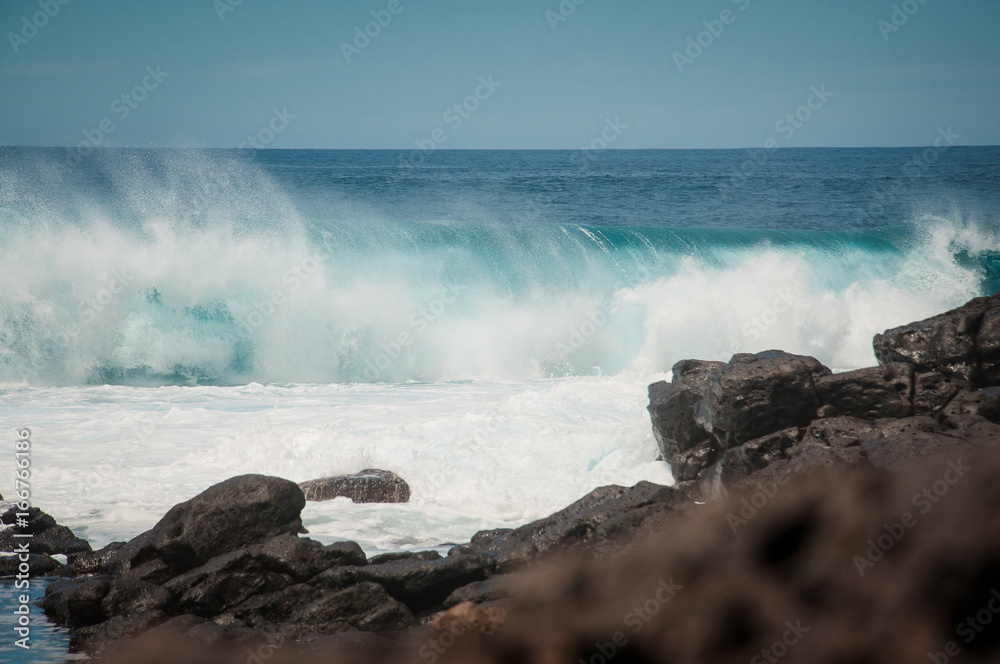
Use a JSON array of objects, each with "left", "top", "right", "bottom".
[{"left": 0, "top": 374, "right": 673, "bottom": 554}]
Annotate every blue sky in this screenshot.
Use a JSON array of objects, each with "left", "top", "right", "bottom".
[{"left": 1, "top": 0, "right": 997, "bottom": 149}]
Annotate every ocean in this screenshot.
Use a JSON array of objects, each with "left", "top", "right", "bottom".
[{"left": 1, "top": 146, "right": 999, "bottom": 658}]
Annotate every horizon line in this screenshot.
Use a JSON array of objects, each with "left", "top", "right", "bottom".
[{"left": 3, "top": 144, "right": 999, "bottom": 152}]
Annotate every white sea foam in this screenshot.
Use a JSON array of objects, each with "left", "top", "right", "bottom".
[{"left": 2, "top": 374, "right": 675, "bottom": 553}]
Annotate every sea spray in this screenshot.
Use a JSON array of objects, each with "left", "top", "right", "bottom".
[{"left": 1, "top": 148, "right": 998, "bottom": 386}]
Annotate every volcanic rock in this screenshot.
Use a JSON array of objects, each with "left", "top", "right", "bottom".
[
  {"left": 874, "top": 292, "right": 1000, "bottom": 386},
  {"left": 104, "top": 474, "right": 306, "bottom": 577},
  {"left": 299, "top": 469, "right": 411, "bottom": 503}
]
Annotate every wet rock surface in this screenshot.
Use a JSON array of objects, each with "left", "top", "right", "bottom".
[
  {"left": 874, "top": 291, "right": 1000, "bottom": 386},
  {"left": 0, "top": 506, "right": 91, "bottom": 579},
  {"left": 0, "top": 506, "right": 91, "bottom": 557},
  {"left": 43, "top": 470, "right": 688, "bottom": 655},
  {"left": 650, "top": 293, "right": 1000, "bottom": 496},
  {"left": 467, "top": 481, "right": 688, "bottom": 572},
  {"left": 299, "top": 469, "right": 411, "bottom": 503}
]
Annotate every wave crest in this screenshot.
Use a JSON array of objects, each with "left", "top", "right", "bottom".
[{"left": 1, "top": 152, "right": 997, "bottom": 386}]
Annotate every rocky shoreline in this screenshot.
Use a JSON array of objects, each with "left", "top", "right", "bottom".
[
  {"left": 23, "top": 472, "right": 692, "bottom": 656},
  {"left": 4, "top": 292, "right": 1000, "bottom": 662},
  {"left": 649, "top": 290, "right": 1000, "bottom": 497}
]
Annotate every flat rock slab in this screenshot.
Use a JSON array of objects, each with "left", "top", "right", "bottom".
[{"left": 299, "top": 469, "right": 411, "bottom": 503}]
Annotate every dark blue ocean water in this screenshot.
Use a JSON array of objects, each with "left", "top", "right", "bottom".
[{"left": 5, "top": 147, "right": 1000, "bottom": 229}]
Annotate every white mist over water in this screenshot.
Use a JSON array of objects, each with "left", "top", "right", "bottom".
[{"left": 0, "top": 211, "right": 994, "bottom": 385}]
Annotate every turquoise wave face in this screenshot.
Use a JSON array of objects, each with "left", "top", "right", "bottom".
[
  {"left": 1, "top": 215, "right": 996, "bottom": 386},
  {"left": 1, "top": 148, "right": 998, "bottom": 386}
]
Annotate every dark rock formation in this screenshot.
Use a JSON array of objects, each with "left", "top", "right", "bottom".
[
  {"left": 103, "top": 474, "right": 306, "bottom": 579},
  {"left": 43, "top": 476, "right": 327, "bottom": 654},
  {"left": 0, "top": 506, "right": 91, "bottom": 556},
  {"left": 40, "top": 469, "right": 692, "bottom": 656},
  {"left": 94, "top": 453, "right": 1000, "bottom": 664},
  {"left": 70, "top": 610, "right": 169, "bottom": 655},
  {"left": 814, "top": 362, "right": 913, "bottom": 419},
  {"left": 421, "top": 455, "right": 1000, "bottom": 664},
  {"left": 369, "top": 550, "right": 441, "bottom": 565},
  {"left": 0, "top": 552, "right": 73, "bottom": 577},
  {"left": 70, "top": 542, "right": 128, "bottom": 575},
  {"left": 49, "top": 470, "right": 653, "bottom": 655},
  {"left": 646, "top": 360, "right": 724, "bottom": 463},
  {"left": 222, "top": 579, "right": 414, "bottom": 634},
  {"left": 648, "top": 350, "right": 834, "bottom": 481},
  {"left": 697, "top": 351, "right": 830, "bottom": 447},
  {"left": 43, "top": 577, "right": 114, "bottom": 628},
  {"left": 912, "top": 370, "right": 966, "bottom": 415},
  {"left": 313, "top": 551, "right": 491, "bottom": 614},
  {"left": 651, "top": 293, "right": 1000, "bottom": 497},
  {"left": 299, "top": 469, "right": 411, "bottom": 503},
  {"left": 0, "top": 506, "right": 90, "bottom": 578},
  {"left": 874, "top": 291, "right": 1000, "bottom": 386},
  {"left": 467, "top": 481, "right": 687, "bottom": 572},
  {"left": 443, "top": 575, "right": 512, "bottom": 608}
]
